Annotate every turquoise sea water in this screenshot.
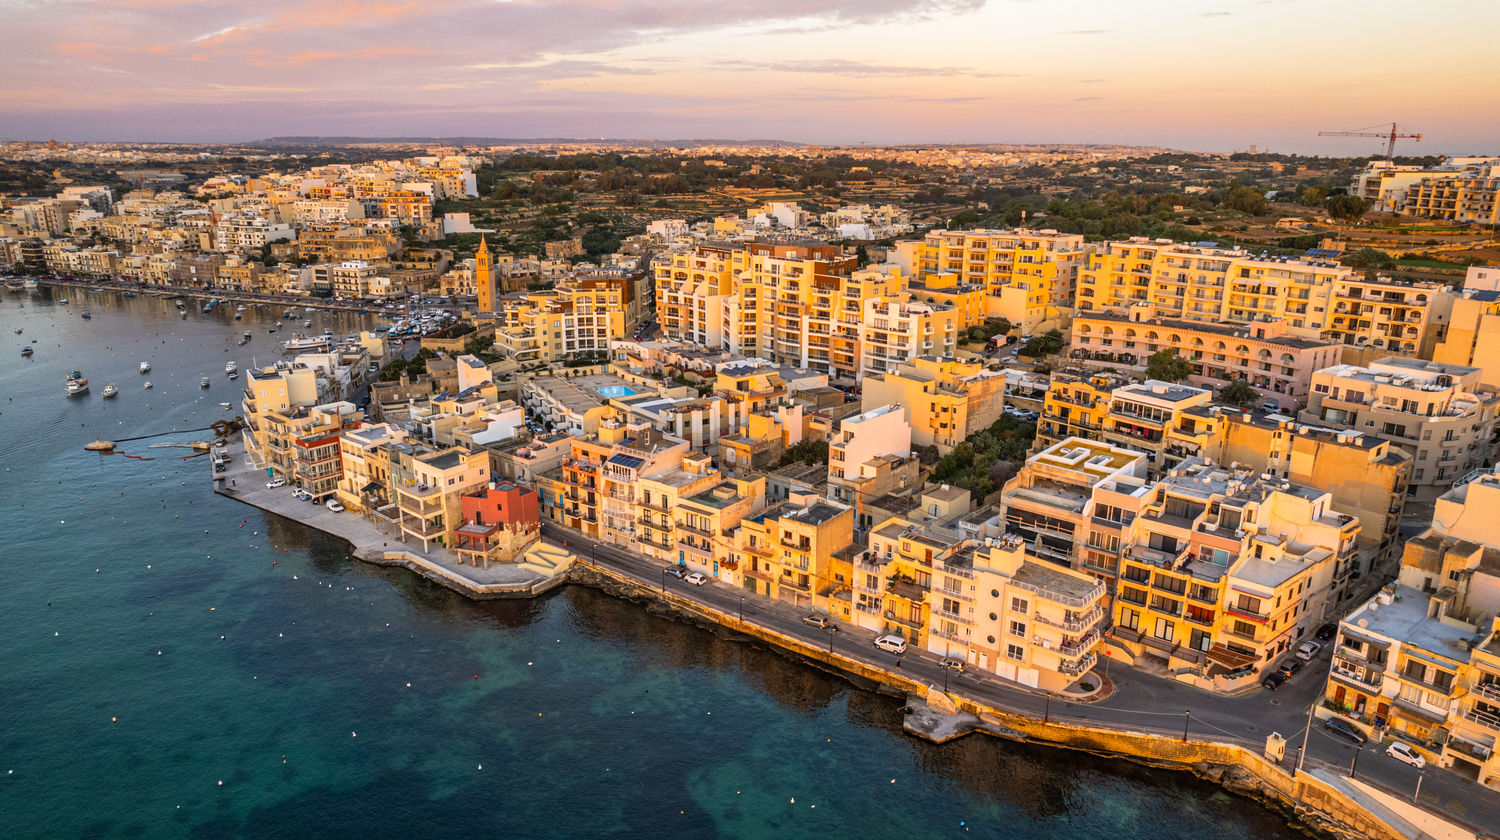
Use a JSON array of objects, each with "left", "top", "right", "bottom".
[{"left": 0, "top": 288, "right": 1308, "bottom": 839}]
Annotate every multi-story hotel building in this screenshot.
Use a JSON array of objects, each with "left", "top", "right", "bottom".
[
  {"left": 862, "top": 356, "right": 1007, "bottom": 453},
  {"left": 893, "top": 228, "right": 1086, "bottom": 331}
]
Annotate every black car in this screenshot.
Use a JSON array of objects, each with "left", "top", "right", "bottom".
[
  {"left": 1323, "top": 717, "right": 1368, "bottom": 745},
  {"left": 1261, "top": 671, "right": 1287, "bottom": 691},
  {"left": 1277, "top": 659, "right": 1303, "bottom": 678},
  {"left": 1315, "top": 623, "right": 1338, "bottom": 641}
]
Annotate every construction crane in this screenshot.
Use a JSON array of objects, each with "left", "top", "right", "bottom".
[{"left": 1318, "top": 122, "right": 1422, "bottom": 160}]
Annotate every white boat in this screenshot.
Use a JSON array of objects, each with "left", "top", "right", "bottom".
[
  {"left": 139, "top": 361, "right": 151, "bottom": 374},
  {"left": 59, "top": 297, "right": 68, "bottom": 304},
  {"left": 199, "top": 375, "right": 211, "bottom": 389},
  {"left": 282, "top": 334, "right": 332, "bottom": 352},
  {"left": 23, "top": 279, "right": 38, "bottom": 290},
  {"left": 225, "top": 361, "right": 238, "bottom": 374},
  {"left": 218, "top": 402, "right": 232, "bottom": 410},
  {"left": 66, "top": 371, "right": 88, "bottom": 397},
  {"left": 101, "top": 383, "right": 118, "bottom": 399},
  {"left": 143, "top": 381, "right": 152, "bottom": 390}
]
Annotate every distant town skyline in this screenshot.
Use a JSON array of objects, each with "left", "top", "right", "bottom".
[{"left": 2, "top": 0, "right": 1497, "bottom": 153}]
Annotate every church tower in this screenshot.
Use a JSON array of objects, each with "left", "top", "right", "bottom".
[{"left": 475, "top": 235, "right": 494, "bottom": 315}]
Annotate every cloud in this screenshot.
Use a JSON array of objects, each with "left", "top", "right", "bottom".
[
  {"left": 1198, "top": 11, "right": 1232, "bottom": 17},
  {"left": 1073, "top": 96, "right": 1103, "bottom": 101},
  {"left": 719, "top": 59, "right": 1013, "bottom": 78},
  {"left": 1059, "top": 29, "right": 1114, "bottom": 35}
]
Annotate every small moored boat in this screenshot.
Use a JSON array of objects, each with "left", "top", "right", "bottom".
[
  {"left": 139, "top": 361, "right": 151, "bottom": 374},
  {"left": 21, "top": 346, "right": 33, "bottom": 357},
  {"left": 101, "top": 383, "right": 118, "bottom": 399},
  {"left": 199, "top": 375, "right": 211, "bottom": 389}
]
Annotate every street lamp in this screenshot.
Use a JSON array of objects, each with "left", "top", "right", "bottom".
[
  {"left": 1182, "top": 710, "right": 1191, "bottom": 742},
  {"left": 660, "top": 568, "right": 667, "bottom": 594},
  {"left": 1297, "top": 702, "right": 1316, "bottom": 773},
  {"left": 739, "top": 596, "right": 745, "bottom": 623}
]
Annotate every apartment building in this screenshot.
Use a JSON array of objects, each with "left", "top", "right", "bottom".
[
  {"left": 214, "top": 215, "right": 294, "bottom": 253},
  {"left": 998, "top": 438, "right": 1150, "bottom": 591},
  {"left": 1036, "top": 368, "right": 1134, "bottom": 450},
  {"left": 635, "top": 453, "right": 722, "bottom": 565},
  {"left": 491, "top": 280, "right": 625, "bottom": 364},
  {"left": 1180, "top": 406, "right": 1410, "bottom": 578},
  {"left": 334, "top": 423, "right": 407, "bottom": 513},
  {"left": 393, "top": 446, "right": 491, "bottom": 552},
  {"left": 861, "top": 356, "right": 1007, "bottom": 452},
  {"left": 893, "top": 228, "right": 1086, "bottom": 332},
  {"left": 1355, "top": 157, "right": 1500, "bottom": 224},
  {"left": 859, "top": 297, "right": 960, "bottom": 378},
  {"left": 1432, "top": 287, "right": 1500, "bottom": 389},
  {"left": 736, "top": 493, "right": 855, "bottom": 609},
  {"left": 674, "top": 475, "right": 766, "bottom": 585},
  {"left": 828, "top": 404, "right": 912, "bottom": 484},
  {"left": 1111, "top": 459, "right": 1358, "bottom": 678},
  {"left": 1071, "top": 305, "right": 1343, "bottom": 410},
  {"left": 1096, "top": 380, "right": 1215, "bottom": 473},
  {"left": 1301, "top": 357, "right": 1498, "bottom": 500},
  {"left": 241, "top": 364, "right": 319, "bottom": 471},
  {"left": 313, "top": 260, "right": 384, "bottom": 299},
  {"left": 963, "top": 535, "right": 1108, "bottom": 690},
  {"left": 541, "top": 419, "right": 689, "bottom": 546},
  {"left": 1077, "top": 240, "right": 1354, "bottom": 337},
  {"left": 1325, "top": 277, "right": 1453, "bottom": 357}
]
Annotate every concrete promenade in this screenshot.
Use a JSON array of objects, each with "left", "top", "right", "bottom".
[{"left": 212, "top": 438, "right": 566, "bottom": 598}]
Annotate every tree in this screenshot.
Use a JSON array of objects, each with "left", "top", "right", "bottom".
[
  {"left": 1325, "top": 194, "right": 1370, "bottom": 223},
  {"left": 854, "top": 244, "right": 870, "bottom": 267},
  {"left": 1146, "top": 349, "right": 1192, "bottom": 383},
  {"left": 1225, "top": 185, "right": 1267, "bottom": 216},
  {"left": 1342, "top": 248, "right": 1395, "bottom": 270},
  {"left": 1300, "top": 186, "right": 1327, "bottom": 208},
  {"left": 1218, "top": 378, "right": 1258, "bottom": 407},
  {"left": 1020, "top": 329, "right": 1065, "bottom": 358}
]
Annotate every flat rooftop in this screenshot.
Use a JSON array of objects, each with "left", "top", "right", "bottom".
[
  {"left": 1012, "top": 561, "right": 1103, "bottom": 603},
  {"left": 1343, "top": 584, "right": 1478, "bottom": 664}
]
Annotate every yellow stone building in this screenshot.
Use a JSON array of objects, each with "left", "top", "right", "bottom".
[
  {"left": 1110, "top": 459, "right": 1357, "bottom": 679},
  {"left": 393, "top": 446, "right": 491, "bottom": 552},
  {"left": 894, "top": 228, "right": 1086, "bottom": 332},
  {"left": 1432, "top": 288, "right": 1500, "bottom": 390},
  {"left": 860, "top": 356, "right": 1007, "bottom": 452},
  {"left": 492, "top": 279, "right": 625, "bottom": 364},
  {"left": 475, "top": 235, "right": 495, "bottom": 315}
]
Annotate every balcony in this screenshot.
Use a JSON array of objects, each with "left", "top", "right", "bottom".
[
  {"left": 1473, "top": 682, "right": 1500, "bottom": 704},
  {"left": 398, "top": 494, "right": 443, "bottom": 516},
  {"left": 1330, "top": 667, "right": 1382, "bottom": 690},
  {"left": 1464, "top": 709, "right": 1500, "bottom": 733},
  {"left": 883, "top": 610, "right": 923, "bottom": 629},
  {"left": 401, "top": 518, "right": 445, "bottom": 538},
  {"left": 1033, "top": 607, "right": 1103, "bottom": 634}
]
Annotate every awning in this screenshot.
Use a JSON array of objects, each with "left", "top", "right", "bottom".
[
  {"left": 1206, "top": 643, "right": 1258, "bottom": 670},
  {"left": 361, "top": 481, "right": 383, "bottom": 494}
]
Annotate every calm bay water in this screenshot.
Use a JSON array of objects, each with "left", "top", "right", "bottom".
[{"left": 0, "top": 287, "right": 1307, "bottom": 839}]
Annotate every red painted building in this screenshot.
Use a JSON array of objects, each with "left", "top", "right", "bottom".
[{"left": 455, "top": 482, "right": 541, "bottom": 567}]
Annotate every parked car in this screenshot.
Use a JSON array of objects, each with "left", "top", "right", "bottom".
[
  {"left": 662, "top": 565, "right": 685, "bottom": 579},
  {"left": 1323, "top": 717, "right": 1368, "bottom": 745},
  {"left": 802, "top": 614, "right": 831, "bottom": 629},
  {"left": 1295, "top": 641, "right": 1323, "bottom": 661},
  {"left": 1386, "top": 741, "right": 1426, "bottom": 768},
  {"left": 1277, "top": 659, "right": 1304, "bottom": 678},
  {"left": 939, "top": 657, "right": 966, "bottom": 673},
  {"left": 684, "top": 572, "right": 708, "bottom": 586},
  {"left": 874, "top": 635, "right": 908, "bottom": 654},
  {"left": 326, "top": 500, "right": 345, "bottom": 512},
  {"left": 1261, "top": 671, "right": 1287, "bottom": 691},
  {"left": 266, "top": 477, "right": 287, "bottom": 489},
  {"left": 1315, "top": 623, "right": 1338, "bottom": 641}
]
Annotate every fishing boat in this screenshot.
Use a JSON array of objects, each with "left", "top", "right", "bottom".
[
  {"left": 218, "top": 402, "right": 232, "bottom": 410},
  {"left": 139, "top": 361, "right": 151, "bottom": 374},
  {"left": 23, "top": 279, "right": 38, "bottom": 290},
  {"left": 143, "top": 381, "right": 152, "bottom": 390},
  {"left": 242, "top": 330, "right": 252, "bottom": 341},
  {"left": 174, "top": 298, "right": 186, "bottom": 309},
  {"left": 59, "top": 297, "right": 68, "bottom": 304},
  {"left": 225, "top": 360, "right": 238, "bottom": 375},
  {"left": 122, "top": 291, "right": 136, "bottom": 298},
  {"left": 66, "top": 371, "right": 89, "bottom": 397},
  {"left": 80, "top": 309, "right": 91, "bottom": 319},
  {"left": 199, "top": 375, "right": 211, "bottom": 389},
  {"left": 21, "top": 346, "right": 33, "bottom": 357},
  {"left": 101, "top": 383, "right": 118, "bottom": 399}
]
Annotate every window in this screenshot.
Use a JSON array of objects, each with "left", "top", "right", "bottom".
[
  {"left": 1009, "top": 620, "right": 1027, "bottom": 637},
  {"left": 1010, "top": 597, "right": 1029, "bottom": 615},
  {"left": 1006, "top": 644, "right": 1025, "bottom": 661},
  {"left": 1120, "top": 608, "right": 1139, "bottom": 631},
  {"left": 1153, "top": 617, "right": 1174, "bottom": 641}
]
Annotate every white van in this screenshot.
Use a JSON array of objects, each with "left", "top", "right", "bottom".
[{"left": 874, "top": 635, "right": 908, "bottom": 654}]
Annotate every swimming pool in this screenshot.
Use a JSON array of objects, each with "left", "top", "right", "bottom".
[{"left": 596, "top": 385, "right": 639, "bottom": 398}]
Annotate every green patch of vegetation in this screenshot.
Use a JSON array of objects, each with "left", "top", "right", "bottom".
[
  {"left": 1020, "top": 329, "right": 1065, "bottom": 357},
  {"left": 778, "top": 438, "right": 830, "bottom": 467},
  {"left": 927, "top": 415, "right": 1036, "bottom": 501}
]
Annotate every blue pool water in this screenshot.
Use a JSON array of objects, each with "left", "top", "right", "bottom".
[{"left": 597, "top": 385, "right": 639, "bottom": 398}]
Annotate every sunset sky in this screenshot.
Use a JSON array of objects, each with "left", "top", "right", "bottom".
[{"left": 2, "top": 0, "right": 1497, "bottom": 152}]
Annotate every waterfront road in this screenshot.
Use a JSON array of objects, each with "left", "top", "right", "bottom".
[{"left": 541, "top": 521, "right": 1500, "bottom": 835}]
